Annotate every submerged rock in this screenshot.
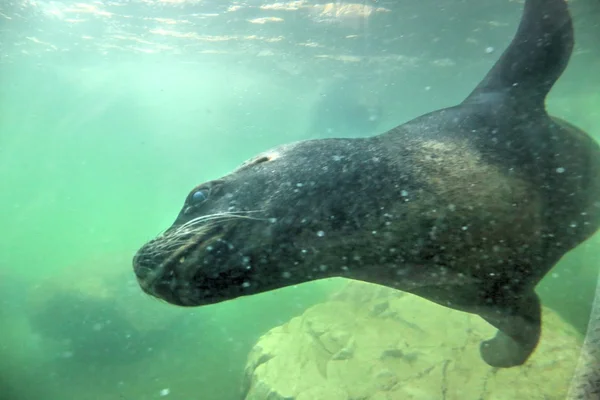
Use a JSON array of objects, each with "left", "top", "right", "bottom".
[
  {"left": 26, "top": 253, "right": 185, "bottom": 366},
  {"left": 242, "top": 280, "right": 583, "bottom": 400}
]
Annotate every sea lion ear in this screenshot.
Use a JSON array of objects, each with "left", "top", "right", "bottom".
[
  {"left": 464, "top": 0, "right": 573, "bottom": 108},
  {"left": 235, "top": 151, "right": 280, "bottom": 172}
]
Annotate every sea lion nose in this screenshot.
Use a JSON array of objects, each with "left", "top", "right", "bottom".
[
  {"left": 133, "top": 263, "right": 152, "bottom": 283},
  {"left": 132, "top": 249, "right": 186, "bottom": 305},
  {"left": 132, "top": 250, "right": 145, "bottom": 277},
  {"left": 133, "top": 262, "right": 173, "bottom": 301},
  {"left": 132, "top": 248, "right": 158, "bottom": 284}
]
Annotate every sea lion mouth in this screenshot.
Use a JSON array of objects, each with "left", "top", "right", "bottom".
[
  {"left": 133, "top": 225, "right": 224, "bottom": 305},
  {"left": 132, "top": 211, "right": 266, "bottom": 305}
]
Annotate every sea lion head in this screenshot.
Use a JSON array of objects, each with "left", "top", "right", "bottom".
[{"left": 133, "top": 138, "right": 398, "bottom": 306}]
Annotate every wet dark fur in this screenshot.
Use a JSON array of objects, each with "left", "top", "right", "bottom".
[{"left": 133, "top": 0, "right": 600, "bottom": 368}]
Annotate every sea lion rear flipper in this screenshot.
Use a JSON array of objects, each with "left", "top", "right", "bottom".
[
  {"left": 478, "top": 291, "right": 541, "bottom": 368},
  {"left": 464, "top": 0, "right": 573, "bottom": 108}
]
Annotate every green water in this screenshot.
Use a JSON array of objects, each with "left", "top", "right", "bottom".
[
  {"left": 0, "top": 59, "right": 352, "bottom": 400},
  {"left": 1, "top": 0, "right": 600, "bottom": 399}
]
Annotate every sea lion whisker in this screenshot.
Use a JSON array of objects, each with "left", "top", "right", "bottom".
[
  {"left": 179, "top": 211, "right": 266, "bottom": 229},
  {"left": 154, "top": 232, "right": 210, "bottom": 252},
  {"left": 161, "top": 231, "right": 227, "bottom": 274}
]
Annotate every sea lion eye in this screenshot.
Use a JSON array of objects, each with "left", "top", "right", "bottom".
[{"left": 191, "top": 189, "right": 209, "bottom": 204}]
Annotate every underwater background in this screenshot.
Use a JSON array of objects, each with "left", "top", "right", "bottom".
[{"left": 1, "top": 0, "right": 599, "bottom": 399}]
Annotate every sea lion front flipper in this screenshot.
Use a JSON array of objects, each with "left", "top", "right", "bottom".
[{"left": 478, "top": 291, "right": 541, "bottom": 368}]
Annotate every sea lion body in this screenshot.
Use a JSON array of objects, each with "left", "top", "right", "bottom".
[{"left": 133, "top": 0, "right": 600, "bottom": 368}]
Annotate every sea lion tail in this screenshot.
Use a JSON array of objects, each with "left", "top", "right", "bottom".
[{"left": 464, "top": 0, "right": 573, "bottom": 108}]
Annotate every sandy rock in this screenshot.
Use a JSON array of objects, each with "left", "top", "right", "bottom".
[{"left": 243, "top": 280, "right": 583, "bottom": 400}]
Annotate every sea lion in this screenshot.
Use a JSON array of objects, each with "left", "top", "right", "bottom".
[{"left": 133, "top": 0, "right": 600, "bottom": 369}]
